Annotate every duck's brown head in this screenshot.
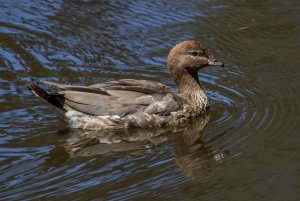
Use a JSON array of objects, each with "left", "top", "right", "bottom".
[
  {"left": 167, "top": 40, "right": 224, "bottom": 93},
  {"left": 167, "top": 40, "right": 224, "bottom": 73}
]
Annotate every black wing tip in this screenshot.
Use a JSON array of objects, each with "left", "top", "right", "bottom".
[
  {"left": 26, "top": 82, "right": 37, "bottom": 91},
  {"left": 26, "top": 82, "right": 50, "bottom": 99},
  {"left": 26, "top": 82, "right": 65, "bottom": 109}
]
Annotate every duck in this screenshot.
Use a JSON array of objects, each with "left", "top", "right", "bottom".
[{"left": 26, "top": 40, "right": 224, "bottom": 130}]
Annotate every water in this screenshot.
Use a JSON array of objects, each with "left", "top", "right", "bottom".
[{"left": 0, "top": 0, "right": 299, "bottom": 200}]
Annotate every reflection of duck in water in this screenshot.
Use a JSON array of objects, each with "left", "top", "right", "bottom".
[
  {"left": 44, "top": 114, "right": 229, "bottom": 177},
  {"left": 26, "top": 41, "right": 223, "bottom": 130},
  {"left": 173, "top": 117, "right": 230, "bottom": 177}
]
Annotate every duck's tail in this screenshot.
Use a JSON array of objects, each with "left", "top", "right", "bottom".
[{"left": 26, "top": 83, "right": 64, "bottom": 109}]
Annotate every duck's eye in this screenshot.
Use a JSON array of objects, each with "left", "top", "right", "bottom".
[{"left": 189, "top": 50, "right": 203, "bottom": 57}]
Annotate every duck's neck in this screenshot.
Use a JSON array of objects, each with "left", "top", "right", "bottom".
[
  {"left": 172, "top": 68, "right": 202, "bottom": 95},
  {"left": 172, "top": 68, "right": 209, "bottom": 109}
]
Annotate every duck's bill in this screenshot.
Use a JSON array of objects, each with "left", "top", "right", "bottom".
[{"left": 208, "top": 59, "right": 224, "bottom": 67}]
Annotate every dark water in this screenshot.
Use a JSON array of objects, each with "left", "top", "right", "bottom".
[{"left": 1, "top": 0, "right": 300, "bottom": 200}]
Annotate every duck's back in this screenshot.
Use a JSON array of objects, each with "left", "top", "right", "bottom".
[{"left": 27, "top": 79, "right": 186, "bottom": 130}]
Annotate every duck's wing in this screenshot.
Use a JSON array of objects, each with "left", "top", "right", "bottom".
[{"left": 37, "top": 79, "right": 183, "bottom": 117}]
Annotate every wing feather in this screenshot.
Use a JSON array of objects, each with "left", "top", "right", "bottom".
[
  {"left": 64, "top": 91, "right": 109, "bottom": 106},
  {"left": 39, "top": 79, "right": 182, "bottom": 116},
  {"left": 65, "top": 99, "right": 109, "bottom": 116}
]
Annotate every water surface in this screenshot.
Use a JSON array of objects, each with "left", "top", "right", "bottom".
[{"left": 0, "top": 0, "right": 300, "bottom": 200}]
